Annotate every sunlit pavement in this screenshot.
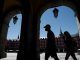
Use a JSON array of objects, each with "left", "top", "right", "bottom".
[
  {"left": 0, "top": 53, "right": 17, "bottom": 60},
  {"left": 40, "top": 53, "right": 80, "bottom": 60},
  {"left": 0, "top": 53, "right": 80, "bottom": 60}
]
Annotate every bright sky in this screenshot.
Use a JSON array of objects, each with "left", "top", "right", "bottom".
[
  {"left": 7, "top": 6, "right": 78, "bottom": 40},
  {"left": 40, "top": 6, "right": 78, "bottom": 38},
  {"left": 7, "top": 14, "right": 22, "bottom": 40}
]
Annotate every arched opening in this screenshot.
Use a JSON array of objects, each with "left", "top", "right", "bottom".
[
  {"left": 40, "top": 6, "right": 79, "bottom": 60},
  {"left": 6, "top": 14, "right": 22, "bottom": 52},
  {"left": 0, "top": 10, "right": 22, "bottom": 59}
]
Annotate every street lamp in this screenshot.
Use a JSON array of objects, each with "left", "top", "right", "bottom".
[
  {"left": 53, "top": 8, "right": 59, "bottom": 18},
  {"left": 13, "top": 16, "right": 18, "bottom": 24}
]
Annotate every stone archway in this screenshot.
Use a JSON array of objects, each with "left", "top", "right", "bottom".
[
  {"left": 2, "top": 10, "right": 21, "bottom": 40},
  {"left": 37, "top": 0, "right": 79, "bottom": 39},
  {"left": 32, "top": 1, "right": 80, "bottom": 60},
  {"left": 36, "top": 0, "right": 79, "bottom": 56},
  {"left": 0, "top": 9, "right": 22, "bottom": 58}
]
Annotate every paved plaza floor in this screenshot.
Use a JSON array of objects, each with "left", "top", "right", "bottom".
[{"left": 0, "top": 53, "right": 80, "bottom": 60}]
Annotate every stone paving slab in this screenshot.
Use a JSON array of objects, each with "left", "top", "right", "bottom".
[{"left": 0, "top": 53, "right": 80, "bottom": 60}]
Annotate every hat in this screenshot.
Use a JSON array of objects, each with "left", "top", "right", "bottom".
[{"left": 44, "top": 24, "right": 51, "bottom": 28}]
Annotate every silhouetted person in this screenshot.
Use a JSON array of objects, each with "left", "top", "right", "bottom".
[
  {"left": 63, "top": 31, "right": 77, "bottom": 60},
  {"left": 44, "top": 24, "right": 59, "bottom": 60}
]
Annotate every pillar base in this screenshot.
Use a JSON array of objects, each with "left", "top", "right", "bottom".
[
  {"left": 0, "top": 51, "right": 6, "bottom": 59},
  {"left": 0, "top": 44, "right": 6, "bottom": 59}
]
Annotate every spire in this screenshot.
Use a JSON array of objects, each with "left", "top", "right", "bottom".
[
  {"left": 18, "top": 35, "right": 19, "bottom": 40},
  {"left": 59, "top": 27, "right": 63, "bottom": 37}
]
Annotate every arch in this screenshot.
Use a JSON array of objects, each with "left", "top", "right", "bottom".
[
  {"left": 37, "top": 1, "right": 78, "bottom": 39},
  {"left": 1, "top": 6, "right": 22, "bottom": 37},
  {"left": 36, "top": 1, "right": 80, "bottom": 55},
  {"left": 0, "top": 8, "right": 22, "bottom": 53},
  {"left": 2, "top": 9, "right": 22, "bottom": 39},
  {"left": 39, "top": 1, "right": 77, "bottom": 20},
  {"left": 0, "top": 5, "right": 23, "bottom": 58}
]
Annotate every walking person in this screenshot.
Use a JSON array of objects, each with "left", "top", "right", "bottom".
[
  {"left": 44, "top": 24, "right": 59, "bottom": 60},
  {"left": 63, "top": 31, "right": 77, "bottom": 60}
]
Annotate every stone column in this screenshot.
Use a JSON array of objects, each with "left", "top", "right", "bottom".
[
  {"left": 77, "top": 11, "right": 80, "bottom": 37},
  {"left": 17, "top": 1, "right": 40, "bottom": 60},
  {"left": 31, "top": 11, "right": 40, "bottom": 60},
  {"left": 17, "top": 8, "right": 30, "bottom": 60},
  {"left": 0, "top": 21, "right": 9, "bottom": 59},
  {"left": 77, "top": 9, "right": 80, "bottom": 54},
  {"left": 0, "top": 0, "right": 7, "bottom": 59}
]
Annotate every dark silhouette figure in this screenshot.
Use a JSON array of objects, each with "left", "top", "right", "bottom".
[
  {"left": 63, "top": 31, "right": 77, "bottom": 60},
  {"left": 44, "top": 24, "right": 59, "bottom": 60}
]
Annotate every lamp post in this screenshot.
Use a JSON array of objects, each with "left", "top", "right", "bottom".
[
  {"left": 53, "top": 7, "right": 59, "bottom": 18},
  {"left": 13, "top": 16, "right": 18, "bottom": 24}
]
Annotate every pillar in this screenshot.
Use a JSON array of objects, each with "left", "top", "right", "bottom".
[
  {"left": 31, "top": 10, "right": 40, "bottom": 60},
  {"left": 77, "top": 11, "right": 80, "bottom": 37},
  {"left": 0, "top": 0, "right": 7, "bottom": 59},
  {"left": 17, "top": 0, "right": 40, "bottom": 60}
]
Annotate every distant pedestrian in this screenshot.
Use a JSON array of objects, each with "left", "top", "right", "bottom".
[
  {"left": 44, "top": 24, "right": 59, "bottom": 60},
  {"left": 63, "top": 31, "right": 77, "bottom": 60}
]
